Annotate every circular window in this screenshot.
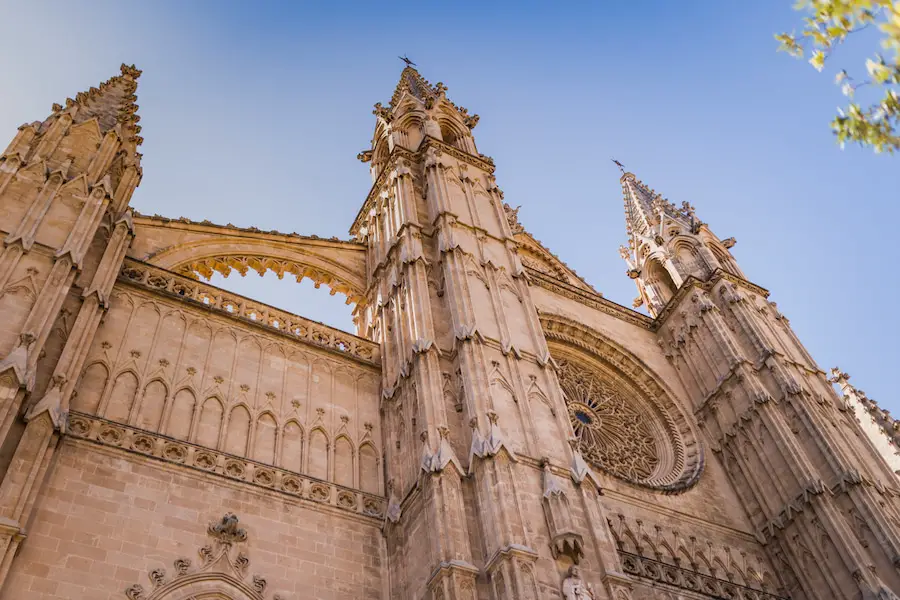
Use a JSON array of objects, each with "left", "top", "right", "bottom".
[{"left": 555, "top": 354, "right": 701, "bottom": 491}]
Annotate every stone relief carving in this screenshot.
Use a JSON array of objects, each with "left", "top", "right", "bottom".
[
  {"left": 124, "top": 513, "right": 286, "bottom": 600},
  {"left": 608, "top": 513, "right": 784, "bottom": 599},
  {"left": 68, "top": 412, "right": 386, "bottom": 520}
]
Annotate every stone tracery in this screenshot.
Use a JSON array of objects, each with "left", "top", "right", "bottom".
[
  {"left": 542, "top": 313, "right": 704, "bottom": 492},
  {"left": 558, "top": 359, "right": 660, "bottom": 482}
]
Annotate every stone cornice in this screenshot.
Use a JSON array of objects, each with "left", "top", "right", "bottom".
[
  {"left": 118, "top": 258, "right": 380, "bottom": 367},
  {"left": 529, "top": 270, "right": 653, "bottom": 329},
  {"left": 134, "top": 214, "right": 366, "bottom": 252},
  {"left": 67, "top": 412, "right": 386, "bottom": 525}
]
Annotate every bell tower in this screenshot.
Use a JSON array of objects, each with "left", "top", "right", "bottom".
[
  {"left": 623, "top": 170, "right": 900, "bottom": 599},
  {"left": 352, "top": 66, "right": 630, "bottom": 599}
]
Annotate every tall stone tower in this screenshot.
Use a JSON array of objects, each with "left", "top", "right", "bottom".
[
  {"left": 0, "top": 64, "right": 142, "bottom": 581},
  {"left": 351, "top": 66, "right": 632, "bottom": 599},
  {"left": 620, "top": 171, "right": 900, "bottom": 599}
]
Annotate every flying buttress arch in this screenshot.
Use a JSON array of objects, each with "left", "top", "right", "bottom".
[{"left": 129, "top": 215, "right": 368, "bottom": 307}]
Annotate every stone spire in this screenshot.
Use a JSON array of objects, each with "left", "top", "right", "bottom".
[
  {"left": 617, "top": 170, "right": 741, "bottom": 317},
  {"left": 620, "top": 171, "right": 697, "bottom": 240},
  {"left": 388, "top": 65, "right": 440, "bottom": 108},
  {"left": 355, "top": 64, "right": 482, "bottom": 187},
  {"left": 63, "top": 64, "right": 143, "bottom": 134}
]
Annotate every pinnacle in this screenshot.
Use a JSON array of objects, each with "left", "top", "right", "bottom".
[
  {"left": 387, "top": 65, "right": 448, "bottom": 109},
  {"left": 55, "top": 63, "right": 143, "bottom": 144}
]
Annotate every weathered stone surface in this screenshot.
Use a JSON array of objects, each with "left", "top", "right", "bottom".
[{"left": 0, "top": 63, "right": 897, "bottom": 600}]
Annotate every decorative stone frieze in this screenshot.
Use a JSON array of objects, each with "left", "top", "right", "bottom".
[
  {"left": 119, "top": 259, "right": 379, "bottom": 364},
  {"left": 619, "top": 552, "right": 786, "bottom": 600},
  {"left": 68, "top": 412, "right": 386, "bottom": 521}
]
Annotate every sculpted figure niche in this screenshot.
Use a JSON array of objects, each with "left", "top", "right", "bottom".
[{"left": 561, "top": 565, "right": 596, "bottom": 600}]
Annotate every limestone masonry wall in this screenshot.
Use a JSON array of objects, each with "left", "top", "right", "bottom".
[
  {"left": 4, "top": 438, "right": 385, "bottom": 600},
  {"left": 70, "top": 274, "right": 383, "bottom": 495}
]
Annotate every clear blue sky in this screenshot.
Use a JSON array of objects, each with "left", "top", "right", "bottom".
[{"left": 1, "top": 1, "right": 897, "bottom": 409}]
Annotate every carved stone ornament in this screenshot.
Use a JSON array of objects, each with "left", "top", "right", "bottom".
[
  {"left": 124, "top": 513, "right": 286, "bottom": 600},
  {"left": 208, "top": 512, "right": 247, "bottom": 545},
  {"left": 542, "top": 317, "right": 704, "bottom": 493}
]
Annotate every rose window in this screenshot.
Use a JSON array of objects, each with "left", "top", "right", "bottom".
[{"left": 558, "top": 358, "right": 662, "bottom": 484}]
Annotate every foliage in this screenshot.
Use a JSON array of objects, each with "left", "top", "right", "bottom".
[{"left": 776, "top": 0, "right": 900, "bottom": 153}]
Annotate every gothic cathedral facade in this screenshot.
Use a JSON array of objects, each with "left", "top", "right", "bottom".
[{"left": 0, "top": 64, "right": 897, "bottom": 600}]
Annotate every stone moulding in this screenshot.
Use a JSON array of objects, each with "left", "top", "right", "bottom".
[
  {"left": 619, "top": 552, "right": 787, "bottom": 600},
  {"left": 529, "top": 270, "right": 654, "bottom": 330},
  {"left": 118, "top": 258, "right": 379, "bottom": 365},
  {"left": 67, "top": 411, "right": 386, "bottom": 522},
  {"left": 125, "top": 513, "right": 286, "bottom": 600}
]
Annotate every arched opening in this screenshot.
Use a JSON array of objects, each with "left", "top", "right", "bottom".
[
  {"left": 673, "top": 242, "right": 710, "bottom": 280},
  {"left": 439, "top": 121, "right": 460, "bottom": 148},
  {"left": 207, "top": 271, "right": 356, "bottom": 333},
  {"left": 644, "top": 259, "right": 677, "bottom": 307}
]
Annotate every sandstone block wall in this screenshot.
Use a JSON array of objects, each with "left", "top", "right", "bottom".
[
  {"left": 71, "top": 275, "right": 383, "bottom": 495},
  {"left": 4, "top": 438, "right": 385, "bottom": 600}
]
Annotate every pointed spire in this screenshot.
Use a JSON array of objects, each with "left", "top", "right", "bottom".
[
  {"left": 67, "top": 64, "right": 142, "bottom": 133},
  {"left": 620, "top": 171, "right": 690, "bottom": 238},
  {"left": 389, "top": 66, "right": 441, "bottom": 108}
]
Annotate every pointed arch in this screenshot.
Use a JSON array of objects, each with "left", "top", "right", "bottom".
[
  {"left": 224, "top": 404, "right": 251, "bottom": 456},
  {"left": 307, "top": 426, "right": 329, "bottom": 481},
  {"left": 195, "top": 396, "right": 224, "bottom": 449},
  {"left": 73, "top": 362, "right": 108, "bottom": 414},
  {"left": 166, "top": 388, "right": 196, "bottom": 440},
  {"left": 358, "top": 441, "right": 380, "bottom": 494},
  {"left": 131, "top": 217, "right": 367, "bottom": 308},
  {"left": 253, "top": 411, "right": 278, "bottom": 464},
  {"left": 104, "top": 370, "right": 139, "bottom": 423},
  {"left": 644, "top": 258, "right": 677, "bottom": 306},
  {"left": 333, "top": 434, "right": 355, "bottom": 488},
  {"left": 708, "top": 241, "right": 742, "bottom": 277},
  {"left": 671, "top": 238, "right": 711, "bottom": 280},
  {"left": 280, "top": 419, "right": 304, "bottom": 473},
  {"left": 136, "top": 378, "right": 168, "bottom": 431}
]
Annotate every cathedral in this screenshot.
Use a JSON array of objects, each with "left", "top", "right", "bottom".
[{"left": 0, "top": 62, "right": 898, "bottom": 600}]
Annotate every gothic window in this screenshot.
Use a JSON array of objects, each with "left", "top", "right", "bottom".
[
  {"left": 644, "top": 259, "right": 676, "bottom": 306},
  {"left": 558, "top": 359, "right": 660, "bottom": 482},
  {"left": 543, "top": 320, "right": 704, "bottom": 493}
]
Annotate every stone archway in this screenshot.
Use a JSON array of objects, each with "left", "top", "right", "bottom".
[{"left": 129, "top": 215, "right": 369, "bottom": 307}]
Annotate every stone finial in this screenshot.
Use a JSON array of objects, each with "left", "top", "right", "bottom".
[
  {"left": 208, "top": 513, "right": 247, "bottom": 545},
  {"left": 120, "top": 63, "right": 142, "bottom": 79}
]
